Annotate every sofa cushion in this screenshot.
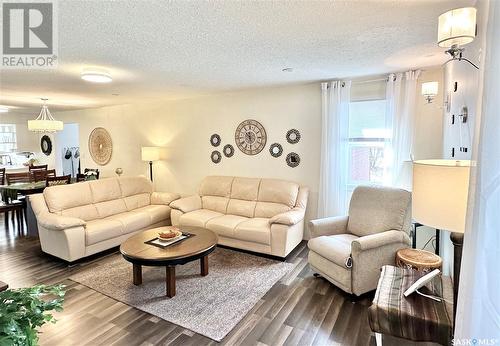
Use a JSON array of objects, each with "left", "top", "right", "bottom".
[
  {"left": 227, "top": 199, "right": 256, "bottom": 218},
  {"left": 308, "top": 234, "right": 359, "bottom": 268},
  {"left": 118, "top": 176, "right": 153, "bottom": 197},
  {"left": 135, "top": 205, "right": 171, "bottom": 224},
  {"left": 230, "top": 177, "right": 260, "bottom": 200},
  {"left": 234, "top": 218, "right": 271, "bottom": 245},
  {"left": 206, "top": 215, "right": 248, "bottom": 238},
  {"left": 347, "top": 186, "right": 411, "bottom": 237},
  {"left": 44, "top": 182, "right": 93, "bottom": 212},
  {"left": 258, "top": 179, "right": 299, "bottom": 208},
  {"left": 89, "top": 178, "right": 122, "bottom": 203},
  {"left": 109, "top": 211, "right": 152, "bottom": 234},
  {"left": 254, "top": 202, "right": 291, "bottom": 218},
  {"left": 202, "top": 196, "right": 229, "bottom": 214},
  {"left": 179, "top": 209, "right": 223, "bottom": 228},
  {"left": 123, "top": 193, "right": 151, "bottom": 211},
  {"left": 85, "top": 219, "right": 124, "bottom": 245},
  {"left": 60, "top": 204, "right": 99, "bottom": 221},
  {"left": 199, "top": 176, "right": 234, "bottom": 197},
  {"left": 94, "top": 199, "right": 127, "bottom": 218}
]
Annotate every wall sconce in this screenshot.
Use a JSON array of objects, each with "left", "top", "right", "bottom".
[
  {"left": 438, "top": 7, "right": 479, "bottom": 70},
  {"left": 421, "top": 82, "right": 439, "bottom": 103}
]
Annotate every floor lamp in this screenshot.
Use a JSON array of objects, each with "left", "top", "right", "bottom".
[
  {"left": 412, "top": 160, "right": 471, "bottom": 324},
  {"left": 141, "top": 147, "right": 161, "bottom": 182}
]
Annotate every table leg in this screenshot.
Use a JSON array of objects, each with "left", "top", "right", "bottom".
[
  {"left": 200, "top": 255, "right": 208, "bottom": 276},
  {"left": 166, "top": 266, "right": 176, "bottom": 298},
  {"left": 435, "top": 229, "right": 440, "bottom": 256},
  {"left": 133, "top": 264, "right": 142, "bottom": 285}
]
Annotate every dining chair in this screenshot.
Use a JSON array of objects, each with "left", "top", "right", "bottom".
[
  {"left": 31, "top": 169, "right": 56, "bottom": 182},
  {"left": 0, "top": 168, "right": 5, "bottom": 185},
  {"left": 46, "top": 175, "right": 71, "bottom": 187},
  {"left": 0, "top": 201, "right": 24, "bottom": 233},
  {"left": 29, "top": 164, "right": 48, "bottom": 172},
  {"left": 84, "top": 168, "right": 100, "bottom": 179},
  {"left": 6, "top": 172, "right": 31, "bottom": 185}
]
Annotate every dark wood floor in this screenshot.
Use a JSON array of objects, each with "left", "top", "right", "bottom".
[{"left": 0, "top": 215, "right": 424, "bottom": 346}]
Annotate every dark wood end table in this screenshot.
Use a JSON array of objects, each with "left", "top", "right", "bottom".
[{"left": 120, "top": 226, "right": 217, "bottom": 298}]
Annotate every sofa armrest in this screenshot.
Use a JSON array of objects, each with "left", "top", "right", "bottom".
[
  {"left": 169, "top": 195, "right": 202, "bottom": 213},
  {"left": 270, "top": 208, "right": 305, "bottom": 226},
  {"left": 308, "top": 215, "right": 349, "bottom": 238},
  {"left": 351, "top": 230, "right": 410, "bottom": 252},
  {"left": 37, "top": 212, "right": 86, "bottom": 231},
  {"left": 151, "top": 192, "right": 181, "bottom": 205}
]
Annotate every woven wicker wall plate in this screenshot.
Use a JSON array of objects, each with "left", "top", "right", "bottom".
[{"left": 88, "top": 127, "right": 113, "bottom": 165}]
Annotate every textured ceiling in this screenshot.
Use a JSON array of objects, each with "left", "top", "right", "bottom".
[{"left": 0, "top": 0, "right": 472, "bottom": 113}]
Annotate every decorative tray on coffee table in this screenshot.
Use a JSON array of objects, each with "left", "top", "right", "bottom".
[{"left": 144, "top": 227, "right": 195, "bottom": 249}]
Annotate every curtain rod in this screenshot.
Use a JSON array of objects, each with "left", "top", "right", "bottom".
[{"left": 351, "top": 77, "right": 388, "bottom": 85}]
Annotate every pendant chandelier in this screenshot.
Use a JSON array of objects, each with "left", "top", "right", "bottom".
[{"left": 28, "top": 98, "right": 63, "bottom": 132}]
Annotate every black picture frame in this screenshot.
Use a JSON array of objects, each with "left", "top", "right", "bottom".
[{"left": 286, "top": 152, "right": 300, "bottom": 167}]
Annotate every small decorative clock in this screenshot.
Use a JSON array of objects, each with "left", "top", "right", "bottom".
[{"left": 235, "top": 119, "right": 267, "bottom": 155}]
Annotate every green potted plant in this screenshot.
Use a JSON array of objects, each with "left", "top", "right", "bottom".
[{"left": 0, "top": 284, "right": 65, "bottom": 346}]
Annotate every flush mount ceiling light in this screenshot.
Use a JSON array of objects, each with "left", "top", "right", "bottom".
[
  {"left": 81, "top": 69, "right": 112, "bottom": 83},
  {"left": 421, "top": 82, "right": 439, "bottom": 103},
  {"left": 282, "top": 67, "right": 294, "bottom": 72},
  {"left": 0, "top": 106, "right": 8, "bottom": 113},
  {"left": 437, "top": 7, "right": 479, "bottom": 69},
  {"left": 28, "top": 98, "right": 63, "bottom": 133}
]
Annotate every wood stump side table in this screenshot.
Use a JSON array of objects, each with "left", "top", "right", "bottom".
[{"left": 396, "top": 248, "right": 442, "bottom": 272}]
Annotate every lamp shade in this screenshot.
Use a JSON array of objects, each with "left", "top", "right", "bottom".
[
  {"left": 421, "top": 82, "right": 439, "bottom": 97},
  {"left": 141, "top": 147, "right": 161, "bottom": 161},
  {"left": 438, "top": 7, "right": 477, "bottom": 48},
  {"left": 412, "top": 160, "right": 470, "bottom": 233}
]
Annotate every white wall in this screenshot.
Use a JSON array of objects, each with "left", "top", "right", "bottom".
[{"left": 57, "top": 83, "right": 322, "bottom": 235}]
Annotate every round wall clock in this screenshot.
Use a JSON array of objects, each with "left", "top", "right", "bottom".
[
  {"left": 286, "top": 129, "right": 301, "bottom": 144},
  {"left": 88, "top": 127, "right": 113, "bottom": 165},
  {"left": 223, "top": 144, "right": 234, "bottom": 158},
  {"left": 286, "top": 152, "right": 301, "bottom": 167},
  {"left": 269, "top": 143, "right": 283, "bottom": 158},
  {"left": 235, "top": 119, "right": 267, "bottom": 155},
  {"left": 210, "top": 134, "right": 221, "bottom": 147},
  {"left": 211, "top": 150, "right": 222, "bottom": 164},
  {"left": 40, "top": 135, "right": 52, "bottom": 156}
]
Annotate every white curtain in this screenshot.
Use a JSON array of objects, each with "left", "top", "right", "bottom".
[
  {"left": 385, "top": 70, "right": 421, "bottom": 189},
  {"left": 455, "top": 0, "right": 500, "bottom": 339},
  {"left": 318, "top": 81, "right": 351, "bottom": 217}
]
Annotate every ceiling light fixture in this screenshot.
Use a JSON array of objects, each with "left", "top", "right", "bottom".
[
  {"left": 437, "top": 7, "right": 479, "bottom": 69},
  {"left": 28, "top": 98, "right": 63, "bottom": 133},
  {"left": 282, "top": 67, "right": 294, "bottom": 72},
  {"left": 81, "top": 69, "right": 113, "bottom": 83},
  {"left": 0, "top": 106, "right": 8, "bottom": 113}
]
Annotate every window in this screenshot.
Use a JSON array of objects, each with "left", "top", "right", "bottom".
[
  {"left": 348, "top": 99, "right": 390, "bottom": 186},
  {"left": 0, "top": 124, "right": 17, "bottom": 152}
]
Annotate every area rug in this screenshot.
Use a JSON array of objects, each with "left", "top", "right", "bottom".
[{"left": 70, "top": 248, "right": 295, "bottom": 341}]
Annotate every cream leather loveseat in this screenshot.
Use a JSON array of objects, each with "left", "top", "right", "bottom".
[
  {"left": 170, "top": 176, "right": 309, "bottom": 258},
  {"left": 30, "top": 176, "right": 180, "bottom": 262}
]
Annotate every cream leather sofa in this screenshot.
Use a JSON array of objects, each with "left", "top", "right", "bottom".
[
  {"left": 30, "top": 176, "right": 180, "bottom": 262},
  {"left": 170, "top": 176, "right": 309, "bottom": 258}
]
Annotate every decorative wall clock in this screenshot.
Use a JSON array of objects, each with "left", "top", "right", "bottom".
[
  {"left": 286, "top": 129, "right": 301, "bottom": 144},
  {"left": 88, "top": 127, "right": 113, "bottom": 165},
  {"left": 223, "top": 144, "right": 234, "bottom": 158},
  {"left": 210, "top": 134, "right": 221, "bottom": 147},
  {"left": 269, "top": 143, "right": 283, "bottom": 158},
  {"left": 235, "top": 119, "right": 267, "bottom": 155},
  {"left": 286, "top": 152, "right": 300, "bottom": 167},
  {"left": 211, "top": 150, "right": 222, "bottom": 163},
  {"left": 40, "top": 135, "right": 52, "bottom": 156}
]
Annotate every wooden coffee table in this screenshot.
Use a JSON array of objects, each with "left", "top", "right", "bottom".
[{"left": 120, "top": 226, "right": 217, "bottom": 298}]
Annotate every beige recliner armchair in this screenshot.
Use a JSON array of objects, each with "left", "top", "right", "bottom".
[{"left": 308, "top": 185, "right": 411, "bottom": 296}]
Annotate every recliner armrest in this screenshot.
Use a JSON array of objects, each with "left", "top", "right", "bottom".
[
  {"left": 269, "top": 208, "right": 305, "bottom": 226},
  {"left": 351, "top": 230, "right": 410, "bottom": 252},
  {"left": 308, "top": 215, "right": 349, "bottom": 238},
  {"left": 37, "top": 212, "right": 86, "bottom": 231},
  {"left": 151, "top": 192, "right": 181, "bottom": 205},
  {"left": 169, "top": 195, "right": 202, "bottom": 213}
]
